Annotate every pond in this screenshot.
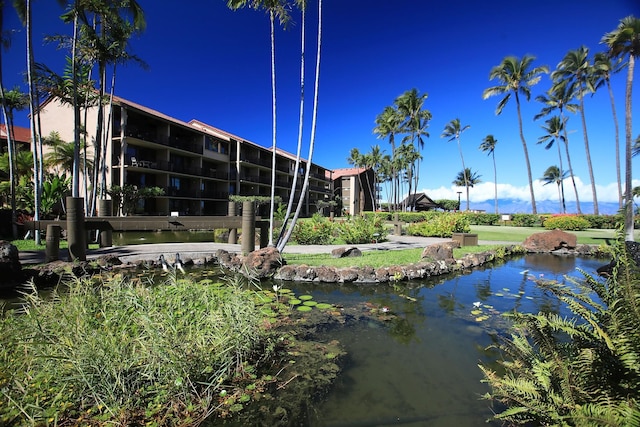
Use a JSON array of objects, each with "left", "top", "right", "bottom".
[
  {"left": 278, "top": 254, "right": 606, "bottom": 427},
  {"left": 111, "top": 230, "right": 220, "bottom": 245}
]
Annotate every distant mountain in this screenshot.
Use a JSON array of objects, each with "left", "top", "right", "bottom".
[{"left": 468, "top": 199, "right": 623, "bottom": 215}]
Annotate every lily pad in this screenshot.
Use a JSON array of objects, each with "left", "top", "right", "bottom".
[
  {"left": 296, "top": 305, "right": 312, "bottom": 312},
  {"left": 299, "top": 295, "right": 314, "bottom": 301},
  {"left": 288, "top": 298, "right": 302, "bottom": 305},
  {"left": 470, "top": 309, "right": 483, "bottom": 316},
  {"left": 316, "top": 303, "right": 332, "bottom": 310},
  {"left": 303, "top": 300, "right": 318, "bottom": 307}
]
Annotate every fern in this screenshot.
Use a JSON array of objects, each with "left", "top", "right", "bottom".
[{"left": 481, "top": 232, "right": 640, "bottom": 425}]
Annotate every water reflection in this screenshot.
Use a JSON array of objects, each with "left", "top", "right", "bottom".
[{"left": 294, "top": 254, "right": 606, "bottom": 427}]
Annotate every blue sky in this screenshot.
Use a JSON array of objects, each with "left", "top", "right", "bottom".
[{"left": 3, "top": 0, "right": 640, "bottom": 212}]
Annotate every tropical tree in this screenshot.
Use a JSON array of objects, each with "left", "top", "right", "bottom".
[
  {"left": 602, "top": 15, "right": 640, "bottom": 241},
  {"left": 364, "top": 144, "right": 384, "bottom": 210},
  {"left": 537, "top": 116, "right": 567, "bottom": 213},
  {"left": 394, "top": 88, "right": 431, "bottom": 205},
  {"left": 373, "top": 104, "right": 403, "bottom": 210},
  {"left": 43, "top": 131, "right": 93, "bottom": 176},
  {"left": 0, "top": 86, "right": 28, "bottom": 238},
  {"left": 346, "top": 147, "right": 367, "bottom": 213},
  {"left": 452, "top": 168, "right": 481, "bottom": 211},
  {"left": 535, "top": 79, "right": 582, "bottom": 213},
  {"left": 396, "top": 142, "right": 421, "bottom": 210},
  {"left": 479, "top": 134, "right": 498, "bottom": 214},
  {"left": 483, "top": 55, "right": 549, "bottom": 214},
  {"left": 442, "top": 118, "right": 470, "bottom": 191},
  {"left": 276, "top": 0, "right": 322, "bottom": 252},
  {"left": 541, "top": 165, "right": 568, "bottom": 213},
  {"left": 552, "top": 46, "right": 599, "bottom": 214},
  {"left": 594, "top": 51, "right": 625, "bottom": 208},
  {"left": 227, "top": 0, "right": 291, "bottom": 247}
]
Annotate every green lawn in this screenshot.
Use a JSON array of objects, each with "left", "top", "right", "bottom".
[{"left": 469, "top": 224, "right": 629, "bottom": 245}]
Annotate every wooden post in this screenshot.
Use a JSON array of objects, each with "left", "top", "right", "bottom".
[
  {"left": 241, "top": 201, "right": 255, "bottom": 254},
  {"left": 66, "top": 196, "right": 86, "bottom": 261},
  {"left": 228, "top": 201, "right": 237, "bottom": 244},
  {"left": 45, "top": 224, "right": 61, "bottom": 262},
  {"left": 98, "top": 199, "right": 113, "bottom": 247}
]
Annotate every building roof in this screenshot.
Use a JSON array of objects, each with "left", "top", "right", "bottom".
[
  {"left": 0, "top": 124, "right": 31, "bottom": 144},
  {"left": 402, "top": 192, "right": 440, "bottom": 210},
  {"left": 332, "top": 167, "right": 369, "bottom": 179}
]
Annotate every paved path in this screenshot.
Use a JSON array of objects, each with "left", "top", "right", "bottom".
[{"left": 18, "top": 235, "right": 468, "bottom": 265}]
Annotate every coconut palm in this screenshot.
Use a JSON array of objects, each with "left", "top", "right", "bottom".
[
  {"left": 537, "top": 116, "right": 567, "bottom": 213},
  {"left": 0, "top": 86, "right": 28, "bottom": 238},
  {"left": 374, "top": 105, "right": 403, "bottom": 210},
  {"left": 552, "top": 46, "right": 599, "bottom": 214},
  {"left": 227, "top": 0, "right": 291, "bottom": 247},
  {"left": 442, "top": 118, "right": 470, "bottom": 191},
  {"left": 602, "top": 15, "right": 640, "bottom": 242},
  {"left": 395, "top": 88, "right": 431, "bottom": 204},
  {"left": 453, "top": 168, "right": 481, "bottom": 211},
  {"left": 365, "top": 144, "right": 384, "bottom": 210},
  {"left": 346, "top": 147, "right": 367, "bottom": 212},
  {"left": 593, "top": 52, "right": 625, "bottom": 208},
  {"left": 541, "top": 165, "right": 568, "bottom": 213},
  {"left": 479, "top": 134, "right": 499, "bottom": 214},
  {"left": 43, "top": 131, "right": 94, "bottom": 177},
  {"left": 277, "top": 0, "right": 323, "bottom": 252},
  {"left": 483, "top": 55, "right": 548, "bottom": 214},
  {"left": 535, "top": 80, "right": 582, "bottom": 213}
]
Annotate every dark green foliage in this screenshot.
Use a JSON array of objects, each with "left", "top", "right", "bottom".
[
  {"left": 466, "top": 212, "right": 501, "bottom": 225},
  {"left": 511, "top": 213, "right": 540, "bottom": 227},
  {"left": 435, "top": 199, "right": 459, "bottom": 211},
  {"left": 291, "top": 213, "right": 335, "bottom": 245},
  {"left": 480, "top": 236, "right": 640, "bottom": 425}
]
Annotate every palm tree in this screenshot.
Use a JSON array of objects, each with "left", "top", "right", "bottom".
[
  {"left": 43, "top": 131, "right": 93, "bottom": 176},
  {"left": 535, "top": 80, "right": 581, "bottom": 213},
  {"left": 483, "top": 55, "right": 549, "bottom": 214},
  {"left": 479, "top": 134, "right": 498, "bottom": 214},
  {"left": 395, "top": 88, "right": 431, "bottom": 205},
  {"left": 227, "top": 0, "right": 291, "bottom": 247},
  {"left": 365, "top": 144, "right": 384, "bottom": 210},
  {"left": 537, "top": 116, "right": 567, "bottom": 213},
  {"left": 0, "top": 87, "right": 28, "bottom": 238},
  {"left": 373, "top": 105, "right": 403, "bottom": 210},
  {"left": 453, "top": 168, "right": 481, "bottom": 211},
  {"left": 593, "top": 52, "right": 625, "bottom": 208},
  {"left": 552, "top": 46, "right": 599, "bottom": 214},
  {"left": 541, "top": 165, "right": 568, "bottom": 213},
  {"left": 277, "top": 0, "right": 323, "bottom": 252},
  {"left": 442, "top": 118, "right": 470, "bottom": 191}
]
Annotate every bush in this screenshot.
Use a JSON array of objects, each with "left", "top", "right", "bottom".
[
  {"left": 543, "top": 214, "right": 591, "bottom": 231},
  {"left": 337, "top": 215, "right": 387, "bottom": 244},
  {"left": 465, "top": 212, "right": 501, "bottom": 225},
  {"left": 290, "top": 213, "right": 335, "bottom": 245},
  {"left": 406, "top": 212, "right": 470, "bottom": 237},
  {"left": 510, "top": 213, "right": 539, "bottom": 227},
  {"left": 579, "top": 213, "right": 623, "bottom": 229}
]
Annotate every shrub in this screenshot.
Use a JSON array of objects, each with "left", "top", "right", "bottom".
[
  {"left": 543, "top": 214, "right": 591, "bottom": 231},
  {"left": 510, "top": 213, "right": 539, "bottom": 227},
  {"left": 406, "top": 212, "right": 470, "bottom": 237},
  {"left": 580, "top": 214, "right": 623, "bottom": 229},
  {"left": 465, "top": 212, "right": 501, "bottom": 225},
  {"left": 337, "top": 214, "right": 387, "bottom": 244},
  {"left": 480, "top": 240, "right": 640, "bottom": 425},
  {"left": 290, "top": 213, "right": 335, "bottom": 245}
]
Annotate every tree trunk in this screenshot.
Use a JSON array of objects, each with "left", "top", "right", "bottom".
[
  {"left": 624, "top": 55, "right": 634, "bottom": 241},
  {"left": 515, "top": 92, "right": 537, "bottom": 214}
]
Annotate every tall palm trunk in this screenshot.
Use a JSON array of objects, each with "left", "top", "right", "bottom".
[
  {"left": 560, "top": 112, "right": 581, "bottom": 214},
  {"left": 577, "top": 93, "right": 598, "bottom": 214},
  {"left": 278, "top": 0, "right": 321, "bottom": 252},
  {"left": 624, "top": 54, "right": 634, "bottom": 241},
  {"left": 279, "top": 5, "right": 305, "bottom": 241},
  {"left": 456, "top": 138, "right": 468, "bottom": 209},
  {"left": 490, "top": 151, "right": 498, "bottom": 214},
  {"left": 555, "top": 139, "right": 566, "bottom": 213},
  {"left": 71, "top": 9, "right": 81, "bottom": 198},
  {"left": 25, "top": 0, "right": 42, "bottom": 243},
  {"left": 515, "top": 92, "right": 537, "bottom": 214},
  {"left": 267, "top": 10, "right": 277, "bottom": 246},
  {"left": 604, "top": 78, "right": 622, "bottom": 209}
]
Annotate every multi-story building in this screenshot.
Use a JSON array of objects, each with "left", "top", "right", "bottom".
[
  {"left": 37, "top": 95, "right": 333, "bottom": 217},
  {"left": 332, "top": 167, "right": 375, "bottom": 215}
]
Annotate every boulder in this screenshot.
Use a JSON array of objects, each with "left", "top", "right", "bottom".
[
  {"left": 243, "top": 247, "right": 283, "bottom": 278},
  {"left": 421, "top": 242, "right": 458, "bottom": 261},
  {"left": 331, "top": 247, "right": 362, "bottom": 258},
  {"left": 522, "top": 229, "right": 577, "bottom": 252}
]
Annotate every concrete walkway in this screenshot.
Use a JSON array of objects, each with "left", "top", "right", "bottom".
[{"left": 19, "top": 234, "right": 467, "bottom": 265}]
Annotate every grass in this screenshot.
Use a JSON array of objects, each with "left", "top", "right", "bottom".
[
  {"left": 469, "top": 224, "right": 628, "bottom": 245},
  {"left": 10, "top": 239, "right": 100, "bottom": 251}
]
